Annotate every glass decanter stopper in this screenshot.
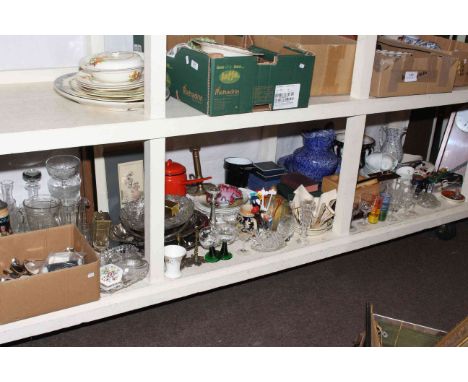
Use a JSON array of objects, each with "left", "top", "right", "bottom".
[{"left": 23, "top": 168, "right": 42, "bottom": 198}]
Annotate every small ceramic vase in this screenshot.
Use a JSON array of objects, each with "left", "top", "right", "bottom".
[{"left": 164, "top": 245, "right": 186, "bottom": 279}]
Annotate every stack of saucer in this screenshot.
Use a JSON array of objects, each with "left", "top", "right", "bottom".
[{"left": 54, "top": 51, "right": 145, "bottom": 111}]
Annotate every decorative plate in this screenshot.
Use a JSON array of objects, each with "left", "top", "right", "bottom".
[
  {"left": 54, "top": 73, "right": 144, "bottom": 111},
  {"left": 75, "top": 71, "right": 144, "bottom": 90}
]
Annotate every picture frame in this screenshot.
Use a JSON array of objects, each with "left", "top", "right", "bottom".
[{"left": 118, "top": 160, "right": 144, "bottom": 208}]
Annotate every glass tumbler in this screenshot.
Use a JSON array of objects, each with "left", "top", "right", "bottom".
[{"left": 299, "top": 200, "right": 315, "bottom": 241}]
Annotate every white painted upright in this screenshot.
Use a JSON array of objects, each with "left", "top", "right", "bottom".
[
  {"left": 144, "top": 35, "right": 166, "bottom": 119},
  {"left": 144, "top": 138, "right": 166, "bottom": 283},
  {"left": 143, "top": 36, "right": 168, "bottom": 283},
  {"left": 333, "top": 36, "right": 376, "bottom": 235}
]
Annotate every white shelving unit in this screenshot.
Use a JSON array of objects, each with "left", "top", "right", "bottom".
[{"left": 1, "top": 35, "right": 467, "bottom": 344}]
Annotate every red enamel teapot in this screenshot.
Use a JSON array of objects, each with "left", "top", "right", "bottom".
[{"left": 165, "top": 159, "right": 212, "bottom": 196}]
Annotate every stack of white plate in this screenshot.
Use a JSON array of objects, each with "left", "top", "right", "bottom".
[{"left": 54, "top": 51, "right": 145, "bottom": 111}]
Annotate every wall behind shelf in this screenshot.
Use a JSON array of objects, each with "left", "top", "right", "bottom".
[{"left": 0, "top": 35, "right": 133, "bottom": 71}]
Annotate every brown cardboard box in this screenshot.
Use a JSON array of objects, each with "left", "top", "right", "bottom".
[
  {"left": 419, "top": 35, "right": 468, "bottom": 87},
  {"left": 322, "top": 174, "right": 380, "bottom": 198},
  {"left": 274, "top": 36, "right": 356, "bottom": 96},
  {"left": 225, "top": 35, "right": 356, "bottom": 96},
  {"left": 372, "top": 37, "right": 458, "bottom": 97},
  {"left": 0, "top": 225, "right": 100, "bottom": 324}
]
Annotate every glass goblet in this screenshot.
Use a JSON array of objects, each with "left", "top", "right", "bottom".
[
  {"left": 199, "top": 226, "right": 220, "bottom": 263},
  {"left": 359, "top": 192, "right": 376, "bottom": 225}
]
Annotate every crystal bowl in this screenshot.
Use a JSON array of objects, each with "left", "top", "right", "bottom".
[
  {"left": 45, "top": 155, "right": 81, "bottom": 180},
  {"left": 165, "top": 195, "right": 194, "bottom": 230},
  {"left": 120, "top": 198, "right": 145, "bottom": 233}
]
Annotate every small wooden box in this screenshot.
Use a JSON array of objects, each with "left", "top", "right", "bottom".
[{"left": 322, "top": 175, "right": 380, "bottom": 198}]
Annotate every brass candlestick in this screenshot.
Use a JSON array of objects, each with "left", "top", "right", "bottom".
[{"left": 186, "top": 147, "right": 216, "bottom": 195}]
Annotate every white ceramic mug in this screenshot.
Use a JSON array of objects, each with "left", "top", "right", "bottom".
[{"left": 164, "top": 245, "right": 186, "bottom": 279}]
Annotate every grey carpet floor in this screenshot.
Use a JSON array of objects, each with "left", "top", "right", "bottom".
[{"left": 9, "top": 218, "right": 468, "bottom": 347}]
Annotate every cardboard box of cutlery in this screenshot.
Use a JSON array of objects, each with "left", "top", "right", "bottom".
[
  {"left": 0, "top": 225, "right": 99, "bottom": 325},
  {"left": 166, "top": 35, "right": 314, "bottom": 116}
]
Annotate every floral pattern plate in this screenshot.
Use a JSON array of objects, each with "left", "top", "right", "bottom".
[{"left": 54, "top": 73, "right": 144, "bottom": 111}]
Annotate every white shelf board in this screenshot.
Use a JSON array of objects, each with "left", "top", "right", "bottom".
[
  {"left": 1, "top": 197, "right": 466, "bottom": 344},
  {"left": 161, "top": 88, "right": 468, "bottom": 138},
  {"left": 2, "top": 81, "right": 468, "bottom": 155},
  {"left": 0, "top": 81, "right": 146, "bottom": 155}
]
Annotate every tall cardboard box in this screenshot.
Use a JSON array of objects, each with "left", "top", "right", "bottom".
[
  {"left": 226, "top": 35, "right": 356, "bottom": 96},
  {"left": 166, "top": 36, "right": 314, "bottom": 116},
  {"left": 271, "top": 36, "right": 356, "bottom": 96},
  {"left": 0, "top": 225, "right": 100, "bottom": 324},
  {"left": 371, "top": 37, "right": 458, "bottom": 97}
]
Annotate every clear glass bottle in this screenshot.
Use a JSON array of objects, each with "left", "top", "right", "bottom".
[
  {"left": 0, "top": 180, "right": 21, "bottom": 233},
  {"left": 23, "top": 168, "right": 42, "bottom": 198}
]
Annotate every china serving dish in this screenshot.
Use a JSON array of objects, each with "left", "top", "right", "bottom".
[{"left": 80, "top": 51, "right": 144, "bottom": 83}]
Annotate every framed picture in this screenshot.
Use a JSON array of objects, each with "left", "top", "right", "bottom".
[{"left": 118, "top": 160, "right": 144, "bottom": 208}]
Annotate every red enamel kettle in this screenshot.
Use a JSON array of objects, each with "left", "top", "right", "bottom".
[{"left": 165, "top": 159, "right": 212, "bottom": 196}]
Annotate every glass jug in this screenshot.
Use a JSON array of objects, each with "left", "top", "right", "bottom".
[
  {"left": 23, "top": 195, "right": 62, "bottom": 231},
  {"left": 380, "top": 125, "right": 407, "bottom": 163}
]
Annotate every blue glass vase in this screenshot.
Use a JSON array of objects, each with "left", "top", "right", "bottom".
[{"left": 281, "top": 129, "right": 339, "bottom": 182}]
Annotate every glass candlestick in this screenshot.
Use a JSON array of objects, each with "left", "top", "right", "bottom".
[{"left": 207, "top": 187, "right": 219, "bottom": 228}]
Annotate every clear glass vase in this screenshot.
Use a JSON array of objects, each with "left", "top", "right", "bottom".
[{"left": 0, "top": 180, "right": 22, "bottom": 233}]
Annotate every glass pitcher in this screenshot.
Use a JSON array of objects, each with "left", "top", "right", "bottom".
[
  {"left": 380, "top": 125, "right": 407, "bottom": 163},
  {"left": 23, "top": 195, "right": 62, "bottom": 231}
]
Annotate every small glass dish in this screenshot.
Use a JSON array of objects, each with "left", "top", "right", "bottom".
[
  {"left": 115, "top": 256, "right": 149, "bottom": 287},
  {"left": 251, "top": 230, "right": 286, "bottom": 252},
  {"left": 99, "top": 244, "right": 142, "bottom": 265}
]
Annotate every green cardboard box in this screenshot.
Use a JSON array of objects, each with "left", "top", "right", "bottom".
[{"left": 166, "top": 36, "right": 314, "bottom": 116}]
